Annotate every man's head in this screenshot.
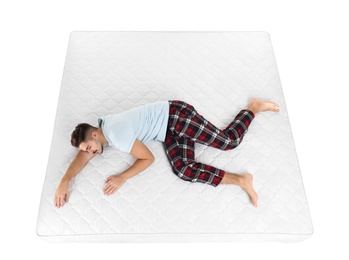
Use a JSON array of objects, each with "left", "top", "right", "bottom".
[{"left": 71, "top": 123, "right": 104, "bottom": 155}]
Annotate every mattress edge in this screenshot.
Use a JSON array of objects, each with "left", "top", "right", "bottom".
[{"left": 37, "top": 231, "right": 313, "bottom": 243}]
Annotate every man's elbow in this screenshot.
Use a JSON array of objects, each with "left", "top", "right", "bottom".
[{"left": 149, "top": 155, "right": 155, "bottom": 165}]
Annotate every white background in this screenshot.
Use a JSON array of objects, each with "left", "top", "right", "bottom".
[{"left": 1, "top": 0, "right": 348, "bottom": 259}]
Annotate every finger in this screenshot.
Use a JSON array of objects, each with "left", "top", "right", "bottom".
[
  {"left": 106, "top": 177, "right": 112, "bottom": 183},
  {"left": 107, "top": 185, "right": 114, "bottom": 195},
  {"left": 104, "top": 183, "right": 110, "bottom": 191},
  {"left": 56, "top": 198, "right": 60, "bottom": 208},
  {"left": 109, "top": 186, "right": 118, "bottom": 195},
  {"left": 106, "top": 186, "right": 113, "bottom": 195},
  {"left": 104, "top": 184, "right": 111, "bottom": 194},
  {"left": 65, "top": 192, "right": 69, "bottom": 203},
  {"left": 110, "top": 184, "right": 120, "bottom": 195},
  {"left": 105, "top": 184, "right": 115, "bottom": 195}
]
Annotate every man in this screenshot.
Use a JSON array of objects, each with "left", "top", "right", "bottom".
[{"left": 54, "top": 98, "right": 279, "bottom": 208}]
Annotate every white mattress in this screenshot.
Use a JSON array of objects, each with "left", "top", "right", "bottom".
[{"left": 36, "top": 32, "right": 313, "bottom": 242}]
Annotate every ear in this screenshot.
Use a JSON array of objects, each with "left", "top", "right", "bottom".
[
  {"left": 79, "top": 142, "right": 87, "bottom": 151},
  {"left": 91, "top": 131, "right": 98, "bottom": 138}
]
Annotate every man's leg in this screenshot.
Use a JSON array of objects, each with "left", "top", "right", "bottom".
[
  {"left": 168, "top": 99, "right": 279, "bottom": 151},
  {"left": 164, "top": 131, "right": 259, "bottom": 206},
  {"left": 164, "top": 133, "right": 224, "bottom": 187},
  {"left": 190, "top": 98, "right": 279, "bottom": 149}
]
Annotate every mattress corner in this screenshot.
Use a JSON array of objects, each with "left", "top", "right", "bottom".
[
  {"left": 69, "top": 31, "right": 78, "bottom": 38},
  {"left": 36, "top": 227, "right": 44, "bottom": 240},
  {"left": 307, "top": 225, "right": 315, "bottom": 237},
  {"left": 69, "top": 31, "right": 84, "bottom": 40},
  {"left": 259, "top": 31, "right": 271, "bottom": 38},
  {"left": 36, "top": 216, "right": 47, "bottom": 239}
]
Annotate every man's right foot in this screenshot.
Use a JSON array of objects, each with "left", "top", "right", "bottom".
[
  {"left": 239, "top": 173, "right": 259, "bottom": 207},
  {"left": 248, "top": 98, "right": 280, "bottom": 114}
]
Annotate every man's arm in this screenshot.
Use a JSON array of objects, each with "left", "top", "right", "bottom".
[
  {"left": 103, "top": 139, "right": 155, "bottom": 195},
  {"left": 54, "top": 150, "right": 95, "bottom": 208}
]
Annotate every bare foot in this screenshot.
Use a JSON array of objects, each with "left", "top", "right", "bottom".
[
  {"left": 248, "top": 98, "right": 280, "bottom": 114},
  {"left": 240, "top": 173, "right": 259, "bottom": 207},
  {"left": 221, "top": 172, "right": 259, "bottom": 207}
]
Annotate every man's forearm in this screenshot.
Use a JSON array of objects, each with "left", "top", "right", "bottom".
[
  {"left": 61, "top": 151, "right": 94, "bottom": 184},
  {"left": 60, "top": 167, "right": 80, "bottom": 184},
  {"left": 120, "top": 158, "right": 154, "bottom": 180}
]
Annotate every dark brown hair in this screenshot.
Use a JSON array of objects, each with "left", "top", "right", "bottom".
[{"left": 71, "top": 123, "right": 98, "bottom": 148}]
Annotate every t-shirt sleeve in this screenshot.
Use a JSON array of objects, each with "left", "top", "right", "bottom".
[{"left": 107, "top": 127, "right": 137, "bottom": 153}]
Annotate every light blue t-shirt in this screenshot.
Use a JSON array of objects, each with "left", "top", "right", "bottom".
[{"left": 98, "top": 101, "right": 169, "bottom": 153}]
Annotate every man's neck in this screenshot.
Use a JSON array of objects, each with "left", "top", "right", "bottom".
[{"left": 97, "top": 127, "right": 108, "bottom": 145}]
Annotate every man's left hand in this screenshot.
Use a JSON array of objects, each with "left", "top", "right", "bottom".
[{"left": 104, "top": 175, "right": 126, "bottom": 195}]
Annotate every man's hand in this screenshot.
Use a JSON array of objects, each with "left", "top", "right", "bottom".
[
  {"left": 104, "top": 175, "right": 126, "bottom": 195},
  {"left": 103, "top": 140, "right": 154, "bottom": 196},
  {"left": 54, "top": 150, "right": 95, "bottom": 208},
  {"left": 54, "top": 182, "right": 69, "bottom": 208}
]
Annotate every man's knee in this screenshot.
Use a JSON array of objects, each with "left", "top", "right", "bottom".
[{"left": 172, "top": 164, "right": 195, "bottom": 181}]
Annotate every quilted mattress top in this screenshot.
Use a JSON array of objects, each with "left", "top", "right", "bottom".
[{"left": 36, "top": 32, "right": 313, "bottom": 242}]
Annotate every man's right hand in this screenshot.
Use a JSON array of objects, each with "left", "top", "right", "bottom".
[
  {"left": 54, "top": 182, "right": 69, "bottom": 208},
  {"left": 53, "top": 150, "right": 95, "bottom": 208}
]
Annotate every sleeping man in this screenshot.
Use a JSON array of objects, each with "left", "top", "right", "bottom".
[{"left": 54, "top": 98, "right": 279, "bottom": 208}]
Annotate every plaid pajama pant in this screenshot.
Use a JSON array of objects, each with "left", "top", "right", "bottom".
[{"left": 163, "top": 100, "right": 255, "bottom": 187}]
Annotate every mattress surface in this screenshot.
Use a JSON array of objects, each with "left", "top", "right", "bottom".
[{"left": 36, "top": 32, "right": 313, "bottom": 242}]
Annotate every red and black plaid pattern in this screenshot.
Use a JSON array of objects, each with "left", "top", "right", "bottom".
[{"left": 164, "top": 100, "right": 255, "bottom": 187}]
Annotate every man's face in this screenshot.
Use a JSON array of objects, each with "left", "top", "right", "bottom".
[{"left": 79, "top": 138, "right": 104, "bottom": 155}]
